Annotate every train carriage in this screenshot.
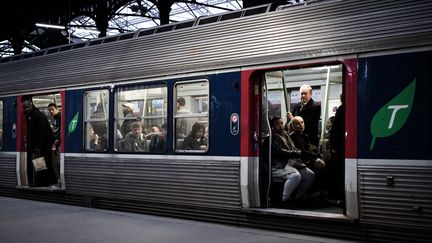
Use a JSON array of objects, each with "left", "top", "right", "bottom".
[{"left": 0, "top": 0, "right": 431, "bottom": 241}]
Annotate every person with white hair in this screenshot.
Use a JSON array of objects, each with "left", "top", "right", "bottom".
[{"left": 287, "top": 84, "right": 321, "bottom": 147}]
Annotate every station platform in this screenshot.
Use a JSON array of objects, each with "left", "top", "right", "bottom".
[{"left": 0, "top": 196, "right": 354, "bottom": 243}]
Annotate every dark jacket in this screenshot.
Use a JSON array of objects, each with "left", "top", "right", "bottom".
[
  {"left": 26, "top": 108, "right": 54, "bottom": 156},
  {"left": 26, "top": 107, "right": 56, "bottom": 185},
  {"left": 181, "top": 135, "right": 207, "bottom": 150},
  {"left": 290, "top": 131, "right": 321, "bottom": 164},
  {"left": 52, "top": 113, "right": 61, "bottom": 146},
  {"left": 292, "top": 98, "right": 321, "bottom": 147},
  {"left": 149, "top": 133, "right": 167, "bottom": 152},
  {"left": 330, "top": 104, "right": 345, "bottom": 160},
  {"left": 269, "top": 131, "right": 302, "bottom": 170}
]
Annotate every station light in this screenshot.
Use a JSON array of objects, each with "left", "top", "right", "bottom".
[{"left": 35, "top": 23, "right": 66, "bottom": 30}]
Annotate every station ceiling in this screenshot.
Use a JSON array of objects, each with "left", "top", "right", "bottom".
[{"left": 0, "top": 0, "right": 272, "bottom": 57}]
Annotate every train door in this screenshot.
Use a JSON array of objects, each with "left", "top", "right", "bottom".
[
  {"left": 259, "top": 64, "right": 345, "bottom": 213},
  {"left": 17, "top": 92, "right": 65, "bottom": 190}
]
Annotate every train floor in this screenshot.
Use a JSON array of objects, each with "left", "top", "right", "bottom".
[{"left": 0, "top": 196, "right": 357, "bottom": 243}]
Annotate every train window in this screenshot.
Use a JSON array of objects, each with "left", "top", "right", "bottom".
[
  {"left": 174, "top": 81, "right": 209, "bottom": 152},
  {"left": 84, "top": 90, "right": 109, "bottom": 152},
  {"left": 0, "top": 100, "right": 3, "bottom": 150},
  {"left": 114, "top": 84, "right": 167, "bottom": 153}
]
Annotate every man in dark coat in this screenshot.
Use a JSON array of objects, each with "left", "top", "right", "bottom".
[
  {"left": 328, "top": 92, "right": 345, "bottom": 200},
  {"left": 288, "top": 84, "right": 321, "bottom": 147},
  {"left": 23, "top": 97, "right": 56, "bottom": 186},
  {"left": 48, "top": 103, "right": 61, "bottom": 184}
]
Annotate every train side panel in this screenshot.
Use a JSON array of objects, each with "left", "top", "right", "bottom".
[
  {"left": 0, "top": 96, "right": 17, "bottom": 188},
  {"left": 357, "top": 51, "right": 432, "bottom": 235},
  {"left": 62, "top": 72, "right": 243, "bottom": 211}
]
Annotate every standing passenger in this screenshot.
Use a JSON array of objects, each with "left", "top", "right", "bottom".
[
  {"left": 176, "top": 97, "right": 191, "bottom": 139},
  {"left": 22, "top": 97, "right": 56, "bottom": 186},
  {"left": 120, "top": 102, "right": 137, "bottom": 137},
  {"left": 329, "top": 92, "right": 345, "bottom": 201},
  {"left": 48, "top": 103, "right": 61, "bottom": 188},
  {"left": 287, "top": 84, "right": 321, "bottom": 147}
]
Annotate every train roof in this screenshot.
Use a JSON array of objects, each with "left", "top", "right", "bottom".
[{"left": 0, "top": 0, "right": 431, "bottom": 95}]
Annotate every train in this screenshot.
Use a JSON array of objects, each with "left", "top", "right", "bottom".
[{"left": 0, "top": 0, "right": 431, "bottom": 241}]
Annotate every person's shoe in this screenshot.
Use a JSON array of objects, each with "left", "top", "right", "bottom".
[{"left": 49, "top": 183, "right": 61, "bottom": 190}]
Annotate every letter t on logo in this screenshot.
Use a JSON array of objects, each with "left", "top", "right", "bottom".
[{"left": 387, "top": 105, "right": 409, "bottom": 129}]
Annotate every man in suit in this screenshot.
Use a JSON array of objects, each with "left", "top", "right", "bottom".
[{"left": 287, "top": 84, "right": 321, "bottom": 147}]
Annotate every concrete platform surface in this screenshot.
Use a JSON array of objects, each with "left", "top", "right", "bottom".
[{"left": 0, "top": 196, "right": 353, "bottom": 243}]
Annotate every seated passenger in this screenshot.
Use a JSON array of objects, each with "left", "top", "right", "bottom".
[
  {"left": 122, "top": 121, "right": 148, "bottom": 152},
  {"left": 289, "top": 116, "right": 325, "bottom": 171},
  {"left": 268, "top": 116, "right": 315, "bottom": 207},
  {"left": 149, "top": 123, "right": 167, "bottom": 152},
  {"left": 89, "top": 123, "right": 108, "bottom": 151},
  {"left": 181, "top": 122, "right": 207, "bottom": 150},
  {"left": 146, "top": 124, "right": 161, "bottom": 140}
]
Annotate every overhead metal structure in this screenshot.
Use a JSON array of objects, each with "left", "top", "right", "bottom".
[{"left": 0, "top": 0, "right": 249, "bottom": 57}]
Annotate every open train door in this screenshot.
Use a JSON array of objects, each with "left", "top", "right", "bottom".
[
  {"left": 255, "top": 63, "right": 357, "bottom": 216},
  {"left": 16, "top": 91, "right": 65, "bottom": 190}
]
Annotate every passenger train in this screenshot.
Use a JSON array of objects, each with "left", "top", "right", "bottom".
[{"left": 0, "top": 0, "right": 431, "bottom": 241}]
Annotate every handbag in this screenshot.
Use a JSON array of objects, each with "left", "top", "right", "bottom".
[{"left": 32, "top": 156, "right": 47, "bottom": 172}]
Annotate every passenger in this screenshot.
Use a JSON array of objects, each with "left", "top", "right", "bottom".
[
  {"left": 328, "top": 92, "right": 345, "bottom": 201},
  {"left": 47, "top": 103, "right": 61, "bottom": 189},
  {"left": 22, "top": 96, "right": 56, "bottom": 187},
  {"left": 122, "top": 121, "right": 148, "bottom": 152},
  {"left": 287, "top": 84, "right": 321, "bottom": 147},
  {"left": 146, "top": 124, "right": 161, "bottom": 140},
  {"left": 120, "top": 102, "right": 138, "bottom": 137},
  {"left": 89, "top": 122, "right": 108, "bottom": 151},
  {"left": 181, "top": 122, "right": 207, "bottom": 150},
  {"left": 268, "top": 116, "right": 315, "bottom": 207},
  {"left": 289, "top": 116, "right": 325, "bottom": 171},
  {"left": 321, "top": 116, "right": 335, "bottom": 162},
  {"left": 176, "top": 97, "right": 191, "bottom": 139},
  {"left": 149, "top": 123, "right": 167, "bottom": 152},
  {"left": 89, "top": 126, "right": 99, "bottom": 150}
]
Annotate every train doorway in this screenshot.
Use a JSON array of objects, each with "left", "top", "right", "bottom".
[
  {"left": 259, "top": 64, "right": 345, "bottom": 214},
  {"left": 17, "top": 92, "right": 65, "bottom": 190}
]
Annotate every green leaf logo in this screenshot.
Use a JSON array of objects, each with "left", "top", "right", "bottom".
[
  {"left": 68, "top": 112, "right": 79, "bottom": 137},
  {"left": 369, "top": 79, "right": 416, "bottom": 150}
]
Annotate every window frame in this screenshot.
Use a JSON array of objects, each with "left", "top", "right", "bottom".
[
  {"left": 114, "top": 83, "right": 168, "bottom": 153},
  {"left": 174, "top": 79, "right": 210, "bottom": 153},
  {"left": 83, "top": 89, "right": 110, "bottom": 152}
]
